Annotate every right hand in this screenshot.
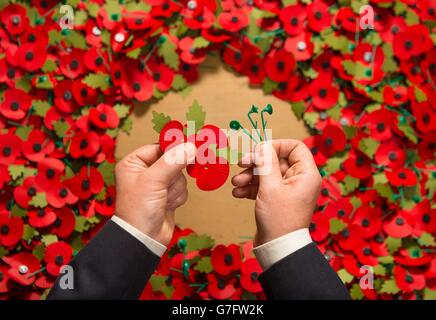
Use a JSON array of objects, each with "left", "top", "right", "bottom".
[{"left": 231, "top": 140, "right": 322, "bottom": 247}]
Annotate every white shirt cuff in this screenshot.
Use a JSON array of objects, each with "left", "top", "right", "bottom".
[
  {"left": 111, "top": 215, "right": 167, "bottom": 257},
  {"left": 253, "top": 228, "right": 312, "bottom": 270}
]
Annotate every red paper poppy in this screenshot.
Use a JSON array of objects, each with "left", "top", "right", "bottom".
[
  {"left": 409, "top": 200, "right": 436, "bottom": 235},
  {"left": 241, "top": 55, "right": 265, "bottom": 85},
  {"left": 0, "top": 265, "right": 11, "bottom": 293},
  {"left": 240, "top": 258, "right": 262, "bottom": 293},
  {"left": 383, "top": 213, "right": 413, "bottom": 238},
  {"left": 0, "top": 58, "right": 23, "bottom": 87},
  {"left": 16, "top": 42, "right": 47, "bottom": 72},
  {"left": 206, "top": 273, "right": 236, "bottom": 300},
  {"left": 343, "top": 151, "right": 372, "bottom": 180},
  {"left": 394, "top": 266, "right": 426, "bottom": 293},
  {"left": 35, "top": 158, "right": 65, "bottom": 190},
  {"left": 264, "top": 49, "right": 295, "bottom": 83},
  {"left": 179, "top": 37, "right": 207, "bottom": 65},
  {"left": 72, "top": 80, "right": 99, "bottom": 106},
  {"left": 0, "top": 214, "right": 23, "bottom": 247},
  {"left": 35, "top": 273, "right": 55, "bottom": 290},
  {"left": 383, "top": 86, "right": 409, "bottom": 107},
  {"left": 307, "top": 1, "right": 331, "bottom": 33},
  {"left": 120, "top": 58, "right": 154, "bottom": 101},
  {"left": 187, "top": 155, "right": 229, "bottom": 191},
  {"left": 393, "top": 25, "right": 433, "bottom": 61},
  {"left": 0, "top": 88, "right": 32, "bottom": 120},
  {"left": 59, "top": 49, "right": 87, "bottom": 79},
  {"left": 354, "top": 43, "right": 384, "bottom": 68},
  {"left": 69, "top": 131, "right": 100, "bottom": 159},
  {"left": 46, "top": 181, "right": 78, "bottom": 209},
  {"left": 411, "top": 101, "right": 436, "bottom": 133},
  {"left": 3, "top": 252, "right": 40, "bottom": 286},
  {"left": 362, "top": 108, "right": 396, "bottom": 142},
  {"left": 50, "top": 207, "right": 75, "bottom": 239},
  {"left": 374, "top": 141, "right": 406, "bottom": 170},
  {"left": 68, "top": 166, "right": 104, "bottom": 200},
  {"left": 159, "top": 120, "right": 186, "bottom": 152},
  {"left": 28, "top": 208, "right": 57, "bottom": 228},
  {"left": 95, "top": 186, "right": 116, "bottom": 216},
  {"left": 386, "top": 168, "right": 417, "bottom": 187},
  {"left": 418, "top": 132, "right": 436, "bottom": 161},
  {"left": 54, "top": 80, "right": 79, "bottom": 113},
  {"left": 335, "top": 7, "right": 358, "bottom": 33},
  {"left": 304, "top": 136, "right": 327, "bottom": 167},
  {"left": 211, "top": 244, "right": 241, "bottom": 276},
  {"left": 184, "top": 8, "right": 215, "bottom": 30},
  {"left": 315, "top": 124, "right": 346, "bottom": 157},
  {"left": 44, "top": 242, "right": 73, "bottom": 276},
  {"left": 84, "top": 47, "right": 108, "bottom": 73},
  {"left": 370, "top": 234, "right": 390, "bottom": 257},
  {"left": 279, "top": 4, "right": 306, "bottom": 36},
  {"left": 13, "top": 176, "right": 43, "bottom": 209},
  {"left": 22, "top": 129, "right": 55, "bottom": 162},
  {"left": 355, "top": 242, "right": 379, "bottom": 266},
  {"left": 284, "top": 32, "right": 313, "bottom": 62},
  {"left": 0, "top": 4, "right": 29, "bottom": 36},
  {"left": 218, "top": 9, "right": 249, "bottom": 32},
  {"left": 309, "top": 75, "right": 339, "bottom": 110},
  {"left": 309, "top": 211, "right": 330, "bottom": 242},
  {"left": 148, "top": 58, "right": 174, "bottom": 92},
  {"left": 89, "top": 103, "right": 120, "bottom": 129},
  {"left": 352, "top": 206, "right": 382, "bottom": 238}
]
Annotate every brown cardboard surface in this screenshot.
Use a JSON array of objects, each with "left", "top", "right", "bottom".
[{"left": 115, "top": 55, "right": 309, "bottom": 244}]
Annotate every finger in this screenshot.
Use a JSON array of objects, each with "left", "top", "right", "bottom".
[
  {"left": 238, "top": 152, "right": 255, "bottom": 168},
  {"left": 120, "top": 144, "right": 162, "bottom": 168},
  {"left": 232, "top": 185, "right": 258, "bottom": 200},
  {"left": 231, "top": 168, "right": 259, "bottom": 187},
  {"left": 167, "top": 190, "right": 188, "bottom": 210},
  {"left": 167, "top": 175, "right": 187, "bottom": 201},
  {"left": 149, "top": 142, "right": 196, "bottom": 184},
  {"left": 254, "top": 142, "right": 282, "bottom": 189},
  {"left": 270, "top": 139, "right": 318, "bottom": 174}
]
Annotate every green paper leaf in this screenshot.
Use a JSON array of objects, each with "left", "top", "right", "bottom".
[
  {"left": 262, "top": 78, "right": 278, "bottom": 95},
  {"left": 423, "top": 288, "right": 436, "bottom": 300},
  {"left": 22, "top": 225, "right": 36, "bottom": 241},
  {"left": 151, "top": 111, "right": 171, "bottom": 134},
  {"left": 172, "top": 75, "right": 188, "bottom": 91},
  {"left": 94, "top": 187, "right": 106, "bottom": 201},
  {"left": 64, "top": 30, "right": 87, "bottom": 49},
  {"left": 417, "top": 232, "right": 436, "bottom": 247},
  {"left": 32, "top": 244, "right": 45, "bottom": 260},
  {"left": 75, "top": 10, "right": 88, "bottom": 26},
  {"left": 15, "top": 126, "right": 33, "bottom": 140},
  {"left": 386, "top": 237, "right": 402, "bottom": 255},
  {"left": 41, "top": 234, "right": 58, "bottom": 247},
  {"left": 0, "top": 247, "right": 8, "bottom": 259},
  {"left": 194, "top": 257, "right": 213, "bottom": 273},
  {"left": 330, "top": 218, "right": 347, "bottom": 234},
  {"left": 126, "top": 47, "right": 142, "bottom": 59},
  {"left": 87, "top": 3, "right": 100, "bottom": 17},
  {"left": 379, "top": 279, "right": 400, "bottom": 295},
  {"left": 359, "top": 138, "right": 380, "bottom": 158},
  {"left": 149, "top": 275, "right": 166, "bottom": 291},
  {"left": 186, "top": 100, "right": 205, "bottom": 133},
  {"left": 179, "top": 234, "right": 215, "bottom": 252},
  {"left": 378, "top": 255, "right": 394, "bottom": 264},
  {"left": 120, "top": 117, "right": 133, "bottom": 135},
  {"left": 303, "top": 112, "right": 319, "bottom": 129},
  {"left": 82, "top": 73, "right": 111, "bottom": 91},
  {"left": 9, "top": 164, "right": 25, "bottom": 180},
  {"left": 375, "top": 184, "right": 395, "bottom": 202},
  {"left": 373, "top": 264, "right": 387, "bottom": 276},
  {"left": 53, "top": 120, "right": 70, "bottom": 138},
  {"left": 342, "top": 175, "right": 360, "bottom": 195},
  {"left": 337, "top": 268, "right": 354, "bottom": 284},
  {"left": 98, "top": 161, "right": 115, "bottom": 186},
  {"left": 192, "top": 37, "right": 210, "bottom": 49},
  {"left": 16, "top": 76, "right": 32, "bottom": 92},
  {"left": 113, "top": 104, "right": 131, "bottom": 119},
  {"left": 32, "top": 100, "right": 51, "bottom": 117},
  {"left": 291, "top": 101, "right": 306, "bottom": 119},
  {"left": 41, "top": 59, "right": 57, "bottom": 73},
  {"left": 323, "top": 152, "right": 348, "bottom": 175},
  {"left": 11, "top": 204, "right": 27, "bottom": 217},
  {"left": 29, "top": 192, "right": 48, "bottom": 208},
  {"left": 158, "top": 36, "right": 179, "bottom": 70},
  {"left": 398, "top": 118, "right": 418, "bottom": 144},
  {"left": 350, "top": 283, "right": 364, "bottom": 300}
]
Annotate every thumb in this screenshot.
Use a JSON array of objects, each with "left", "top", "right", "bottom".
[
  {"left": 254, "top": 142, "right": 282, "bottom": 190},
  {"left": 149, "top": 142, "right": 197, "bottom": 184}
]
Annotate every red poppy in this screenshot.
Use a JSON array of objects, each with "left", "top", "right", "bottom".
[
  {"left": 59, "top": 49, "right": 87, "bottom": 79},
  {"left": 95, "top": 186, "right": 116, "bottom": 216},
  {"left": 159, "top": 120, "right": 186, "bottom": 152},
  {"left": 0, "top": 58, "right": 23, "bottom": 87},
  {"left": 362, "top": 108, "right": 396, "bottom": 142},
  {"left": 370, "top": 234, "right": 390, "bottom": 257},
  {"left": 207, "top": 273, "right": 236, "bottom": 300},
  {"left": 411, "top": 102, "right": 436, "bottom": 133},
  {"left": 309, "top": 75, "right": 339, "bottom": 110},
  {"left": 383, "top": 213, "right": 413, "bottom": 238},
  {"left": 240, "top": 258, "right": 262, "bottom": 293},
  {"left": 264, "top": 49, "right": 295, "bottom": 83},
  {"left": 211, "top": 244, "right": 241, "bottom": 276},
  {"left": 409, "top": 200, "right": 436, "bottom": 235},
  {"left": 179, "top": 63, "right": 199, "bottom": 83},
  {"left": 187, "top": 155, "right": 229, "bottom": 191},
  {"left": 89, "top": 103, "right": 120, "bottom": 129},
  {"left": 380, "top": 16, "right": 407, "bottom": 44},
  {"left": 120, "top": 58, "right": 154, "bottom": 101},
  {"left": 44, "top": 242, "right": 73, "bottom": 276},
  {"left": 284, "top": 32, "right": 313, "bottom": 61},
  {"left": 28, "top": 208, "right": 57, "bottom": 228},
  {"left": 54, "top": 80, "right": 79, "bottom": 113},
  {"left": 72, "top": 80, "right": 99, "bottom": 106},
  {"left": 218, "top": 9, "right": 249, "bottom": 32},
  {"left": 46, "top": 182, "right": 78, "bottom": 209},
  {"left": 355, "top": 242, "right": 379, "bottom": 266},
  {"left": 35, "top": 273, "right": 55, "bottom": 290},
  {"left": 393, "top": 25, "right": 433, "bottom": 60},
  {"left": 35, "top": 158, "right": 65, "bottom": 190},
  {"left": 343, "top": 151, "right": 372, "bottom": 179},
  {"left": 3, "top": 252, "right": 40, "bottom": 286},
  {"left": 184, "top": 8, "right": 215, "bottom": 30},
  {"left": 309, "top": 211, "right": 330, "bottom": 242},
  {"left": 148, "top": 58, "right": 174, "bottom": 92},
  {"left": 383, "top": 86, "right": 409, "bottom": 107},
  {"left": 279, "top": 4, "right": 306, "bottom": 36},
  {"left": 241, "top": 55, "right": 265, "bottom": 85},
  {"left": 386, "top": 168, "right": 417, "bottom": 187},
  {"left": 307, "top": 1, "right": 331, "bottom": 33},
  {"left": 394, "top": 266, "right": 426, "bottom": 293},
  {"left": 15, "top": 42, "right": 47, "bottom": 72},
  {"left": 69, "top": 131, "right": 100, "bottom": 159},
  {"left": 352, "top": 206, "right": 382, "bottom": 238},
  {"left": 374, "top": 141, "right": 406, "bottom": 170},
  {"left": 354, "top": 43, "right": 384, "bottom": 68},
  {"left": 13, "top": 176, "right": 43, "bottom": 209},
  {"left": 50, "top": 207, "right": 76, "bottom": 239},
  {"left": 335, "top": 7, "right": 358, "bottom": 33},
  {"left": 84, "top": 47, "right": 108, "bottom": 73},
  {"left": 0, "top": 4, "right": 29, "bottom": 36},
  {"left": 0, "top": 214, "right": 23, "bottom": 247},
  {"left": 304, "top": 136, "right": 327, "bottom": 166},
  {"left": 179, "top": 37, "right": 207, "bottom": 65},
  {"left": 68, "top": 166, "right": 104, "bottom": 200},
  {"left": 324, "top": 197, "right": 354, "bottom": 220},
  {"left": 0, "top": 264, "right": 11, "bottom": 293},
  {"left": 0, "top": 88, "right": 32, "bottom": 120},
  {"left": 418, "top": 132, "right": 436, "bottom": 160},
  {"left": 22, "top": 129, "right": 55, "bottom": 162},
  {"left": 315, "top": 124, "right": 346, "bottom": 157}
]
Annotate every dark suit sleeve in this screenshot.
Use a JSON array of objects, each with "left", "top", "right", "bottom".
[
  {"left": 47, "top": 220, "right": 160, "bottom": 300},
  {"left": 259, "top": 242, "right": 351, "bottom": 300}
]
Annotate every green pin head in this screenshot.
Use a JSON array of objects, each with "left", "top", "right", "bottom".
[
  {"left": 262, "top": 104, "right": 273, "bottom": 115},
  {"left": 229, "top": 120, "right": 242, "bottom": 130},
  {"left": 248, "top": 105, "right": 258, "bottom": 114},
  {"left": 178, "top": 239, "right": 187, "bottom": 251}
]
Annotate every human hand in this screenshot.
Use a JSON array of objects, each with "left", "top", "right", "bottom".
[
  {"left": 115, "top": 143, "right": 196, "bottom": 246},
  {"left": 231, "top": 139, "right": 322, "bottom": 247}
]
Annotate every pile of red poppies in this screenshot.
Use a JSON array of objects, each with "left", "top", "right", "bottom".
[{"left": 0, "top": 0, "right": 435, "bottom": 300}]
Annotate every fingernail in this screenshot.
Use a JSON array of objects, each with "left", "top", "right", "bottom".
[{"left": 184, "top": 142, "right": 197, "bottom": 162}]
